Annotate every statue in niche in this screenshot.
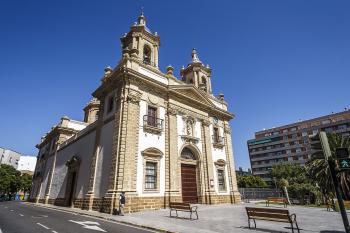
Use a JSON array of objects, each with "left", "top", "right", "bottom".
[{"left": 186, "top": 120, "right": 193, "bottom": 136}]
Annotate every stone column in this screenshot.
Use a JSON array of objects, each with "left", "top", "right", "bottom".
[
  {"left": 165, "top": 106, "right": 181, "bottom": 204},
  {"left": 200, "top": 119, "right": 215, "bottom": 204},
  {"left": 223, "top": 122, "right": 241, "bottom": 203},
  {"left": 103, "top": 91, "right": 125, "bottom": 214},
  {"left": 154, "top": 45, "right": 159, "bottom": 67}
]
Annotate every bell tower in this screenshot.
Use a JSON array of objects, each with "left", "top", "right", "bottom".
[
  {"left": 180, "top": 49, "right": 212, "bottom": 94},
  {"left": 120, "top": 11, "right": 160, "bottom": 68}
]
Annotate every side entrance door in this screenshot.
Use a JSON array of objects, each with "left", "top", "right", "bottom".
[{"left": 181, "top": 164, "right": 198, "bottom": 203}]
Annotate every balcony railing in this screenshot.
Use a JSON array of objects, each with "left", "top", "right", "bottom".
[
  {"left": 143, "top": 115, "right": 163, "bottom": 134},
  {"left": 212, "top": 135, "right": 225, "bottom": 148}
]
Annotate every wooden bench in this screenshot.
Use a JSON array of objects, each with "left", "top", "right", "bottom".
[
  {"left": 266, "top": 197, "right": 288, "bottom": 208},
  {"left": 246, "top": 207, "right": 300, "bottom": 233},
  {"left": 169, "top": 202, "right": 198, "bottom": 220},
  {"left": 327, "top": 200, "right": 350, "bottom": 211}
]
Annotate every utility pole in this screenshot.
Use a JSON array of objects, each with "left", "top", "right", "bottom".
[{"left": 310, "top": 132, "right": 350, "bottom": 233}]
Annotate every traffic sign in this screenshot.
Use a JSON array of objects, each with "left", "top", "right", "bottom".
[{"left": 338, "top": 158, "right": 350, "bottom": 170}]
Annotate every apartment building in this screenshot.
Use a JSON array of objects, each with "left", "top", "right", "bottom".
[
  {"left": 247, "top": 109, "right": 350, "bottom": 183},
  {"left": 0, "top": 147, "right": 21, "bottom": 169}
]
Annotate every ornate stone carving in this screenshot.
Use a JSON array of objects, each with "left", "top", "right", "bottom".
[
  {"left": 224, "top": 124, "right": 231, "bottom": 134},
  {"left": 201, "top": 118, "right": 211, "bottom": 127},
  {"left": 141, "top": 147, "right": 163, "bottom": 158},
  {"left": 127, "top": 89, "right": 142, "bottom": 104},
  {"left": 180, "top": 135, "right": 199, "bottom": 144},
  {"left": 214, "top": 159, "right": 227, "bottom": 167},
  {"left": 65, "top": 155, "right": 81, "bottom": 168},
  {"left": 166, "top": 107, "right": 177, "bottom": 116}
]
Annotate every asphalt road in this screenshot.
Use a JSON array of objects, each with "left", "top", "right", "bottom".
[{"left": 0, "top": 201, "right": 158, "bottom": 233}]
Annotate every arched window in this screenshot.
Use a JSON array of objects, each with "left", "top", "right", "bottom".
[
  {"left": 181, "top": 147, "right": 196, "bottom": 160},
  {"left": 143, "top": 45, "right": 152, "bottom": 65},
  {"left": 201, "top": 76, "right": 207, "bottom": 92}
]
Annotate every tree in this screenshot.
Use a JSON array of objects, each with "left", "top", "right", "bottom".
[
  {"left": 278, "top": 178, "right": 291, "bottom": 205},
  {"left": 0, "top": 165, "right": 33, "bottom": 200},
  {"left": 0, "top": 164, "right": 21, "bottom": 198},
  {"left": 270, "top": 163, "right": 319, "bottom": 204},
  {"left": 237, "top": 174, "right": 267, "bottom": 188},
  {"left": 306, "top": 133, "right": 350, "bottom": 200},
  {"left": 20, "top": 173, "right": 33, "bottom": 194}
]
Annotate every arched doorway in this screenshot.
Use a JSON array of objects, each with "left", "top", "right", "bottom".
[
  {"left": 180, "top": 147, "right": 198, "bottom": 203},
  {"left": 65, "top": 156, "right": 80, "bottom": 207}
]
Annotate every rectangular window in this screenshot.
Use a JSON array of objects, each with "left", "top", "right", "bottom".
[
  {"left": 147, "top": 106, "right": 157, "bottom": 127},
  {"left": 145, "top": 162, "right": 157, "bottom": 189},
  {"left": 107, "top": 96, "right": 114, "bottom": 113},
  {"left": 217, "top": 169, "right": 226, "bottom": 191},
  {"left": 213, "top": 127, "right": 219, "bottom": 142}
]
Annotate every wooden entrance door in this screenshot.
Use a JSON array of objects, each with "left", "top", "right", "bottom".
[{"left": 181, "top": 164, "right": 198, "bottom": 203}]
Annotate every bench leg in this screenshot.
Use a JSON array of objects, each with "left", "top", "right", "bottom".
[
  {"left": 190, "top": 211, "right": 192, "bottom": 220},
  {"left": 291, "top": 223, "right": 294, "bottom": 233},
  {"left": 248, "top": 218, "right": 251, "bottom": 229},
  {"left": 295, "top": 221, "right": 300, "bottom": 233},
  {"left": 253, "top": 219, "right": 256, "bottom": 228},
  {"left": 176, "top": 210, "right": 178, "bottom": 217}
]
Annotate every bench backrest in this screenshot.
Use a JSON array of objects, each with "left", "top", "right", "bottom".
[
  {"left": 267, "top": 197, "right": 286, "bottom": 202},
  {"left": 344, "top": 201, "right": 350, "bottom": 208},
  {"left": 169, "top": 202, "right": 191, "bottom": 210},
  {"left": 246, "top": 207, "right": 290, "bottom": 221}
]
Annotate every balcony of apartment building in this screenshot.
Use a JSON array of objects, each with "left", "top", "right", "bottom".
[{"left": 248, "top": 138, "right": 283, "bottom": 149}]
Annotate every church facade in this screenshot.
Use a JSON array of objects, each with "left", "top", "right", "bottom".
[{"left": 30, "top": 13, "right": 241, "bottom": 214}]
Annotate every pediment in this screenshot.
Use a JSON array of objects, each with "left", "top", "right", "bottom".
[{"left": 169, "top": 85, "right": 216, "bottom": 108}]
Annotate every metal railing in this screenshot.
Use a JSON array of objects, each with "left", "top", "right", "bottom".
[
  {"left": 239, "top": 188, "right": 283, "bottom": 202},
  {"left": 212, "top": 135, "right": 224, "bottom": 144},
  {"left": 143, "top": 115, "right": 163, "bottom": 130}
]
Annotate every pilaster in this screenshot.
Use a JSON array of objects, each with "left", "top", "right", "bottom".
[
  {"left": 44, "top": 144, "right": 59, "bottom": 204},
  {"left": 83, "top": 101, "right": 105, "bottom": 210},
  {"left": 165, "top": 106, "right": 181, "bottom": 203},
  {"left": 200, "top": 119, "right": 215, "bottom": 204},
  {"left": 223, "top": 122, "right": 240, "bottom": 203}
]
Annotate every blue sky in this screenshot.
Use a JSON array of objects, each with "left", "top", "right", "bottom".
[{"left": 0, "top": 0, "right": 349, "bottom": 169}]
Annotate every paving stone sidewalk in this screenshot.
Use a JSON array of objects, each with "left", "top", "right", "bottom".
[{"left": 28, "top": 202, "right": 349, "bottom": 233}]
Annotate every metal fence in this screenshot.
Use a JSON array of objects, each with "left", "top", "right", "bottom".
[{"left": 239, "top": 188, "right": 283, "bottom": 202}]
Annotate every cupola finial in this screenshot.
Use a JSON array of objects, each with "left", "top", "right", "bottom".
[
  {"left": 138, "top": 8, "right": 146, "bottom": 26},
  {"left": 191, "top": 48, "right": 201, "bottom": 63}
]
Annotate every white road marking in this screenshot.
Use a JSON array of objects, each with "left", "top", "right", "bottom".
[
  {"left": 69, "top": 220, "right": 107, "bottom": 232},
  {"left": 19, "top": 214, "right": 24, "bottom": 216},
  {"left": 4, "top": 206, "right": 7, "bottom": 209},
  {"left": 10, "top": 209, "right": 14, "bottom": 212},
  {"left": 52, "top": 231, "right": 58, "bottom": 233},
  {"left": 37, "top": 223, "right": 50, "bottom": 229}
]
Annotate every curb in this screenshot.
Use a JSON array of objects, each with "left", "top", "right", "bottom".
[{"left": 23, "top": 202, "right": 176, "bottom": 233}]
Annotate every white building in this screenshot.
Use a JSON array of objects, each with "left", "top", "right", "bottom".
[
  {"left": 0, "top": 147, "right": 21, "bottom": 169},
  {"left": 18, "top": 156, "right": 37, "bottom": 175}
]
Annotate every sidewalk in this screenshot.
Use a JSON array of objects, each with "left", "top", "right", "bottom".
[{"left": 26, "top": 202, "right": 349, "bottom": 233}]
